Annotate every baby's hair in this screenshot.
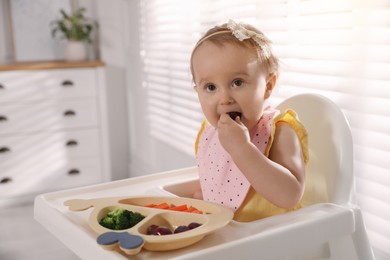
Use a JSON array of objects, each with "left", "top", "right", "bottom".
[{"left": 190, "top": 21, "right": 279, "bottom": 82}]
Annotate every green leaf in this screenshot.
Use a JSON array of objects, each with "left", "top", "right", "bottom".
[{"left": 50, "top": 7, "right": 96, "bottom": 43}]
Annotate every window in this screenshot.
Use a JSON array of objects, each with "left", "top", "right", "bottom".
[{"left": 138, "top": 0, "right": 390, "bottom": 257}]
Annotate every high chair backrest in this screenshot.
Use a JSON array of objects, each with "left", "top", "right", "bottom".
[{"left": 276, "top": 94, "right": 354, "bottom": 206}]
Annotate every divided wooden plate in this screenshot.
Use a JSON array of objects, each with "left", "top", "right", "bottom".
[{"left": 64, "top": 196, "right": 234, "bottom": 255}]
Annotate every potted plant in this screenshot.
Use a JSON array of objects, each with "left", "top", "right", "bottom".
[{"left": 51, "top": 7, "right": 96, "bottom": 61}]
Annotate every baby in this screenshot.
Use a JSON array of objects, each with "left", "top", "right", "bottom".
[{"left": 191, "top": 20, "right": 309, "bottom": 222}]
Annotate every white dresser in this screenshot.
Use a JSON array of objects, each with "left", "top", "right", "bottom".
[{"left": 0, "top": 61, "right": 111, "bottom": 205}]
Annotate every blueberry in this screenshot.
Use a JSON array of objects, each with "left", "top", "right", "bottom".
[
  {"left": 188, "top": 222, "right": 202, "bottom": 229},
  {"left": 174, "top": 225, "right": 190, "bottom": 233},
  {"left": 147, "top": 224, "right": 159, "bottom": 235},
  {"left": 155, "top": 226, "right": 173, "bottom": 235}
]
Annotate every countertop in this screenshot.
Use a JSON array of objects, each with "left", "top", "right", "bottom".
[{"left": 0, "top": 60, "right": 105, "bottom": 71}]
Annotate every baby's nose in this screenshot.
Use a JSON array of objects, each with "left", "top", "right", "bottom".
[{"left": 219, "top": 90, "right": 234, "bottom": 105}]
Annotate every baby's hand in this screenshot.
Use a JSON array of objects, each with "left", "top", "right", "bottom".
[{"left": 217, "top": 113, "right": 250, "bottom": 154}]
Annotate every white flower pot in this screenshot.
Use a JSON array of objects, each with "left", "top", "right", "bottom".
[{"left": 64, "top": 41, "right": 87, "bottom": 61}]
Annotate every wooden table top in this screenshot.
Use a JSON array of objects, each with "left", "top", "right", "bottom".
[{"left": 0, "top": 60, "right": 105, "bottom": 71}]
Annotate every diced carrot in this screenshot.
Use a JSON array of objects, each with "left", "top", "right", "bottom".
[
  {"left": 144, "top": 202, "right": 203, "bottom": 214},
  {"left": 182, "top": 206, "right": 203, "bottom": 214},
  {"left": 168, "top": 204, "right": 188, "bottom": 211},
  {"left": 191, "top": 209, "right": 203, "bottom": 214},
  {"left": 186, "top": 207, "right": 197, "bottom": 212},
  {"left": 155, "top": 202, "right": 170, "bottom": 209}
]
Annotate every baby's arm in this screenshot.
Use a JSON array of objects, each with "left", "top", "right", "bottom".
[{"left": 218, "top": 115, "right": 305, "bottom": 209}]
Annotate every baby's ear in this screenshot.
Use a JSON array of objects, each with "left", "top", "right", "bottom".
[
  {"left": 193, "top": 85, "right": 198, "bottom": 91},
  {"left": 264, "top": 73, "right": 277, "bottom": 99}
]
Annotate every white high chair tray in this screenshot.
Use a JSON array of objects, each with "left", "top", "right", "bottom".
[{"left": 34, "top": 167, "right": 355, "bottom": 260}]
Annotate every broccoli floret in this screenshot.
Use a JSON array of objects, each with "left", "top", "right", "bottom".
[
  {"left": 99, "top": 208, "right": 145, "bottom": 230},
  {"left": 99, "top": 216, "right": 115, "bottom": 230},
  {"left": 114, "top": 209, "right": 132, "bottom": 230},
  {"left": 128, "top": 211, "right": 146, "bottom": 228}
]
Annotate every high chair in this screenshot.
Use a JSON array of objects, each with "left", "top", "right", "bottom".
[
  {"left": 163, "top": 93, "right": 375, "bottom": 259},
  {"left": 162, "top": 94, "right": 375, "bottom": 260},
  {"left": 34, "top": 94, "right": 375, "bottom": 259},
  {"left": 271, "top": 93, "right": 375, "bottom": 259}
]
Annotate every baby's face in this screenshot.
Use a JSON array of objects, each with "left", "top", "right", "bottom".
[{"left": 192, "top": 41, "right": 272, "bottom": 130}]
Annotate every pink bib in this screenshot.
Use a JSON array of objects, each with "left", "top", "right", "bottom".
[{"left": 196, "top": 107, "right": 279, "bottom": 211}]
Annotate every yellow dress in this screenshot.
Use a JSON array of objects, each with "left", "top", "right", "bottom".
[{"left": 195, "top": 109, "right": 309, "bottom": 222}]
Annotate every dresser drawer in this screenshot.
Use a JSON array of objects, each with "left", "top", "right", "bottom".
[
  {"left": 0, "top": 129, "right": 101, "bottom": 168},
  {"left": 0, "top": 68, "right": 97, "bottom": 103},
  {"left": 0, "top": 99, "right": 98, "bottom": 135},
  {"left": 0, "top": 62, "right": 111, "bottom": 202},
  {"left": 0, "top": 157, "right": 103, "bottom": 198}
]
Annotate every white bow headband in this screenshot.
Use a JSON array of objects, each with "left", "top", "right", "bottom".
[{"left": 195, "top": 19, "right": 271, "bottom": 59}]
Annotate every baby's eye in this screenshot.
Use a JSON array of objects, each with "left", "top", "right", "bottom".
[
  {"left": 206, "top": 84, "right": 217, "bottom": 92},
  {"left": 232, "top": 79, "right": 244, "bottom": 87}
]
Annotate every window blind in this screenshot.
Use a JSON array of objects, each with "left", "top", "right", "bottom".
[{"left": 138, "top": 0, "right": 390, "bottom": 258}]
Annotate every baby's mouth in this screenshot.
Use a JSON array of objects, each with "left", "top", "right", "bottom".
[{"left": 227, "top": 111, "right": 242, "bottom": 120}]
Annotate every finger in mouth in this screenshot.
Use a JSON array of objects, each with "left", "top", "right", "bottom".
[{"left": 227, "top": 112, "right": 242, "bottom": 120}]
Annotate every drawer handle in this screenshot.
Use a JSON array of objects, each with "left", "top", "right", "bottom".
[
  {"left": 0, "top": 147, "right": 11, "bottom": 153},
  {"left": 0, "top": 84, "right": 4, "bottom": 89},
  {"left": 0, "top": 177, "right": 12, "bottom": 184},
  {"left": 68, "top": 169, "right": 80, "bottom": 175},
  {"left": 61, "top": 80, "right": 74, "bottom": 87},
  {"left": 63, "top": 110, "right": 76, "bottom": 117},
  {"left": 0, "top": 115, "right": 8, "bottom": 121},
  {"left": 66, "top": 140, "right": 78, "bottom": 146}
]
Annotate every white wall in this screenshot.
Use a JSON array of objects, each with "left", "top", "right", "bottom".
[
  {"left": 124, "top": 0, "right": 196, "bottom": 177},
  {"left": 0, "top": 1, "right": 6, "bottom": 61},
  {"left": 95, "top": 0, "right": 195, "bottom": 178},
  {"left": 0, "top": 0, "right": 13, "bottom": 62},
  {"left": 94, "top": 0, "right": 129, "bottom": 180}
]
